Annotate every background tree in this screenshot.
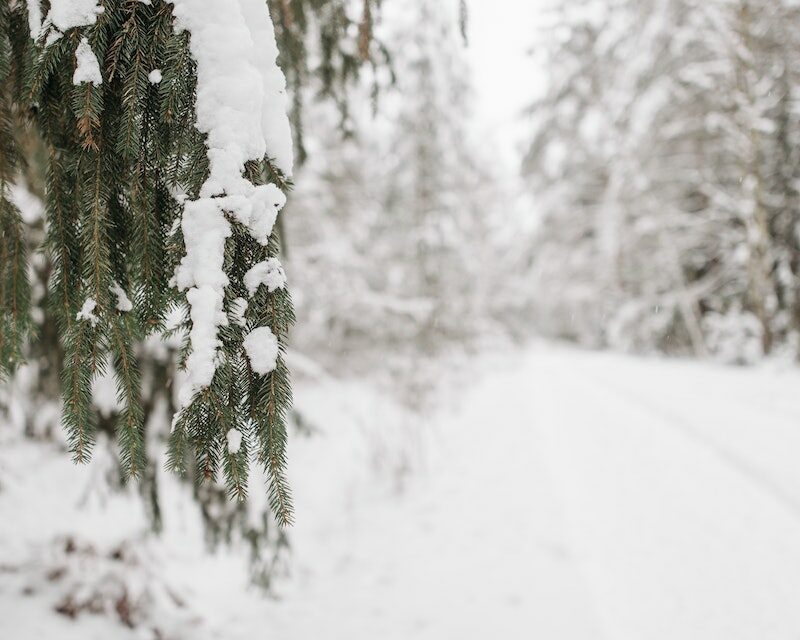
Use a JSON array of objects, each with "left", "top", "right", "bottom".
[
  {"left": 286, "top": 0, "right": 498, "bottom": 391},
  {"left": 524, "top": 0, "right": 800, "bottom": 362}
]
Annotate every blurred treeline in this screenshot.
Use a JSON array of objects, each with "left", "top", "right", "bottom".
[
  {"left": 524, "top": 0, "right": 800, "bottom": 363},
  {"left": 284, "top": 0, "right": 509, "bottom": 381}
]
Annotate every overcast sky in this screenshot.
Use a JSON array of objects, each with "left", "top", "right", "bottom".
[{"left": 466, "top": 0, "right": 545, "bottom": 168}]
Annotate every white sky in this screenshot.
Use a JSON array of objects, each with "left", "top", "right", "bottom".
[{"left": 466, "top": 0, "right": 546, "bottom": 169}]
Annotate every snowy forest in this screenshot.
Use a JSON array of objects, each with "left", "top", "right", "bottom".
[{"left": 1, "top": 0, "right": 799, "bottom": 638}]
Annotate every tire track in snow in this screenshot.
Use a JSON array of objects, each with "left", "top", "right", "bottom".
[
  {"left": 530, "top": 348, "right": 800, "bottom": 640},
  {"left": 573, "top": 366, "right": 800, "bottom": 521}
]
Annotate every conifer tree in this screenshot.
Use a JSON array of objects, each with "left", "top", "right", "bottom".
[
  {"left": 269, "top": 0, "right": 389, "bottom": 166},
  {"left": 0, "top": 0, "right": 322, "bottom": 526},
  {"left": 379, "top": 0, "right": 490, "bottom": 348},
  {"left": 0, "top": 1, "right": 32, "bottom": 380}
]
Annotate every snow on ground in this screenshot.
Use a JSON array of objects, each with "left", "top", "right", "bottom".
[
  {"left": 530, "top": 346, "right": 800, "bottom": 639},
  {"left": 2, "top": 343, "right": 800, "bottom": 638}
]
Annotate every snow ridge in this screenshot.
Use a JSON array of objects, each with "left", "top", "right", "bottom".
[{"left": 169, "top": 0, "right": 293, "bottom": 409}]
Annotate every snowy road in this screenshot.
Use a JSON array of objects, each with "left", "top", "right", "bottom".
[
  {"left": 255, "top": 345, "right": 800, "bottom": 640},
  {"left": 532, "top": 348, "right": 800, "bottom": 639},
  {"left": 3, "top": 345, "right": 800, "bottom": 639}
]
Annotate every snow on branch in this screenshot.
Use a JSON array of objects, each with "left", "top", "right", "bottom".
[
  {"left": 244, "top": 258, "right": 287, "bottom": 297},
  {"left": 43, "top": 0, "right": 104, "bottom": 36},
  {"left": 169, "top": 0, "right": 293, "bottom": 409},
  {"left": 72, "top": 37, "right": 102, "bottom": 85}
]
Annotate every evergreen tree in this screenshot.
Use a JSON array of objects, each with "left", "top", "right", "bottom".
[
  {"left": 269, "top": 0, "right": 390, "bottom": 166},
  {"left": 378, "top": 0, "right": 492, "bottom": 349},
  {"left": 1, "top": 0, "right": 302, "bottom": 525},
  {"left": 0, "top": 3, "right": 394, "bottom": 587},
  {"left": 0, "top": 9, "right": 400, "bottom": 595},
  {"left": 0, "top": 0, "right": 32, "bottom": 380}
]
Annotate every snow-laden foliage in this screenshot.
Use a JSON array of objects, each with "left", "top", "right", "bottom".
[
  {"left": 524, "top": 0, "right": 800, "bottom": 361},
  {"left": 167, "top": 0, "right": 292, "bottom": 424},
  {"left": 0, "top": 0, "right": 399, "bottom": 598},
  {"left": 1, "top": 0, "right": 298, "bottom": 525}
]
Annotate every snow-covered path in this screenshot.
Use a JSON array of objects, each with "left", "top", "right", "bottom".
[
  {"left": 532, "top": 348, "right": 800, "bottom": 639},
  {"left": 260, "top": 357, "right": 605, "bottom": 639},
  {"left": 3, "top": 345, "right": 800, "bottom": 639},
  {"left": 257, "top": 345, "right": 800, "bottom": 639}
]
